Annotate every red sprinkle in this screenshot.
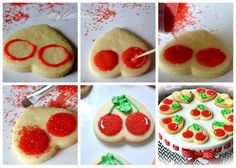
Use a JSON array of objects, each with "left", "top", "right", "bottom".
[
  {"left": 195, "top": 132, "right": 206, "bottom": 141},
  {"left": 163, "top": 98, "right": 173, "bottom": 105},
  {"left": 160, "top": 105, "right": 170, "bottom": 111}
]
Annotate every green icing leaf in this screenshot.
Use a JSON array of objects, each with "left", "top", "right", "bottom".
[
  {"left": 181, "top": 95, "right": 190, "bottom": 102},
  {"left": 221, "top": 108, "right": 231, "bottom": 115},
  {"left": 173, "top": 115, "right": 182, "bottom": 124},
  {"left": 217, "top": 97, "right": 224, "bottom": 103},
  {"left": 112, "top": 95, "right": 131, "bottom": 113},
  {"left": 197, "top": 104, "right": 205, "bottom": 110},
  {"left": 170, "top": 102, "right": 181, "bottom": 109},
  {"left": 213, "top": 121, "right": 224, "bottom": 127},
  {"left": 192, "top": 123, "right": 200, "bottom": 131},
  {"left": 98, "top": 153, "right": 123, "bottom": 165},
  {"left": 199, "top": 92, "right": 207, "bottom": 99}
]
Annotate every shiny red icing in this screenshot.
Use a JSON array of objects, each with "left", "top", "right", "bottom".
[
  {"left": 4, "top": 39, "right": 37, "bottom": 61},
  {"left": 94, "top": 50, "right": 118, "bottom": 71},
  {"left": 195, "top": 132, "right": 206, "bottom": 141},
  {"left": 201, "top": 110, "right": 211, "bottom": 117},
  {"left": 196, "top": 48, "right": 226, "bottom": 67},
  {"left": 46, "top": 113, "right": 76, "bottom": 137},
  {"left": 168, "top": 123, "right": 178, "bottom": 131},
  {"left": 37, "top": 44, "right": 71, "bottom": 67},
  {"left": 121, "top": 47, "right": 147, "bottom": 69},
  {"left": 214, "top": 128, "right": 225, "bottom": 137},
  {"left": 182, "top": 130, "right": 194, "bottom": 138},
  {"left": 164, "top": 45, "right": 193, "bottom": 64},
  {"left": 18, "top": 126, "right": 49, "bottom": 155},
  {"left": 224, "top": 125, "right": 233, "bottom": 132},
  {"left": 206, "top": 89, "right": 216, "bottom": 96},
  {"left": 160, "top": 105, "right": 169, "bottom": 111},
  {"left": 190, "top": 109, "right": 200, "bottom": 116},
  {"left": 228, "top": 115, "right": 233, "bottom": 123},
  {"left": 196, "top": 87, "right": 205, "bottom": 93},
  {"left": 163, "top": 98, "right": 173, "bottom": 105},
  {"left": 162, "top": 117, "right": 172, "bottom": 124},
  {"left": 125, "top": 112, "right": 150, "bottom": 135}
]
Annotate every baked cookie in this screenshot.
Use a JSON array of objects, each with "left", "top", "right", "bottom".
[
  {"left": 209, "top": 121, "right": 233, "bottom": 140},
  {"left": 214, "top": 93, "right": 233, "bottom": 108},
  {"left": 92, "top": 153, "right": 130, "bottom": 165},
  {"left": 12, "top": 107, "right": 77, "bottom": 164},
  {"left": 189, "top": 104, "right": 213, "bottom": 120},
  {"left": 94, "top": 94, "right": 154, "bottom": 143},
  {"left": 81, "top": 85, "right": 92, "bottom": 98},
  {"left": 220, "top": 108, "right": 233, "bottom": 125},
  {"left": 194, "top": 87, "right": 217, "bottom": 102},
  {"left": 180, "top": 123, "right": 208, "bottom": 144},
  {"left": 158, "top": 98, "right": 182, "bottom": 115},
  {"left": 3, "top": 24, "right": 74, "bottom": 78},
  {"left": 172, "top": 89, "right": 193, "bottom": 103},
  {"left": 159, "top": 30, "right": 231, "bottom": 78},
  {"left": 160, "top": 115, "right": 185, "bottom": 134},
  {"left": 88, "top": 27, "right": 151, "bottom": 78}
]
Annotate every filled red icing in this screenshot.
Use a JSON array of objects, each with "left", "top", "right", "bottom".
[
  {"left": 228, "top": 115, "right": 233, "bottom": 123},
  {"left": 206, "top": 89, "right": 216, "bottom": 96},
  {"left": 37, "top": 44, "right": 71, "bottom": 67},
  {"left": 195, "top": 132, "right": 206, "bottom": 141},
  {"left": 182, "top": 130, "right": 194, "bottom": 138},
  {"left": 162, "top": 117, "right": 172, "bottom": 124},
  {"left": 164, "top": 45, "right": 193, "bottom": 64},
  {"left": 168, "top": 123, "right": 178, "bottom": 131},
  {"left": 214, "top": 128, "right": 225, "bottom": 137},
  {"left": 94, "top": 50, "right": 118, "bottom": 71},
  {"left": 121, "top": 47, "right": 147, "bottom": 69},
  {"left": 18, "top": 126, "right": 49, "bottom": 155},
  {"left": 196, "top": 87, "right": 205, "bottom": 93},
  {"left": 125, "top": 112, "right": 150, "bottom": 135},
  {"left": 190, "top": 109, "right": 200, "bottom": 116},
  {"left": 46, "top": 113, "right": 76, "bottom": 137},
  {"left": 196, "top": 48, "right": 226, "bottom": 67},
  {"left": 4, "top": 39, "right": 37, "bottom": 61},
  {"left": 160, "top": 105, "right": 170, "bottom": 111},
  {"left": 224, "top": 125, "right": 233, "bottom": 132},
  {"left": 98, "top": 114, "right": 122, "bottom": 136},
  {"left": 163, "top": 98, "right": 173, "bottom": 105},
  {"left": 201, "top": 110, "right": 211, "bottom": 117}
]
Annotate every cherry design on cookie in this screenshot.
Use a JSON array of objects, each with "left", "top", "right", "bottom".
[
  {"left": 221, "top": 108, "right": 233, "bottom": 125},
  {"left": 181, "top": 123, "right": 208, "bottom": 144},
  {"left": 160, "top": 115, "right": 184, "bottom": 134},
  {"left": 210, "top": 121, "right": 233, "bottom": 140},
  {"left": 189, "top": 104, "right": 213, "bottom": 120},
  {"left": 194, "top": 87, "right": 217, "bottom": 102},
  {"left": 159, "top": 98, "right": 181, "bottom": 115},
  {"left": 171, "top": 89, "right": 193, "bottom": 103},
  {"left": 215, "top": 93, "right": 233, "bottom": 108}
]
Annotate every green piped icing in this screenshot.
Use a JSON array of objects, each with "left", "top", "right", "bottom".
[
  {"left": 170, "top": 102, "right": 181, "bottom": 109},
  {"left": 197, "top": 104, "right": 205, "bottom": 110},
  {"left": 181, "top": 94, "right": 190, "bottom": 102},
  {"left": 97, "top": 153, "right": 123, "bottom": 165},
  {"left": 192, "top": 123, "right": 200, "bottom": 131},
  {"left": 173, "top": 115, "right": 182, "bottom": 124},
  {"left": 199, "top": 92, "right": 207, "bottom": 99},
  {"left": 217, "top": 97, "right": 224, "bottom": 103},
  {"left": 213, "top": 121, "right": 224, "bottom": 127},
  {"left": 221, "top": 108, "right": 231, "bottom": 115}
]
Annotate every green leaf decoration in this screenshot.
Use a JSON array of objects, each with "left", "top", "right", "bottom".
[
  {"left": 199, "top": 92, "right": 207, "bottom": 99},
  {"left": 221, "top": 108, "right": 231, "bottom": 115},
  {"left": 197, "top": 104, "right": 205, "bottom": 110},
  {"left": 217, "top": 97, "right": 224, "bottom": 103},
  {"left": 192, "top": 123, "right": 200, "bottom": 131},
  {"left": 170, "top": 102, "right": 181, "bottom": 109},
  {"left": 112, "top": 95, "right": 131, "bottom": 113},
  {"left": 213, "top": 121, "right": 224, "bottom": 127},
  {"left": 181, "top": 95, "right": 190, "bottom": 102},
  {"left": 98, "top": 153, "right": 123, "bottom": 165},
  {"left": 173, "top": 115, "right": 182, "bottom": 124}
]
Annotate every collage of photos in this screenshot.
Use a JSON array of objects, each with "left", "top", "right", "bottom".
[{"left": 0, "top": 0, "right": 234, "bottom": 167}]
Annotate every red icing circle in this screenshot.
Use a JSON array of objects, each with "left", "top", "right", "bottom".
[
  {"left": 182, "top": 130, "right": 194, "bottom": 139},
  {"left": 18, "top": 126, "right": 49, "bottom": 155},
  {"left": 125, "top": 112, "right": 150, "bottom": 135},
  {"left": 37, "top": 44, "right": 71, "bottom": 67},
  {"left": 160, "top": 105, "right": 169, "bottom": 111},
  {"left": 196, "top": 48, "right": 226, "bottom": 67},
  {"left": 162, "top": 117, "right": 172, "bottom": 124},
  {"left": 46, "top": 113, "right": 76, "bottom": 137},
  {"left": 190, "top": 109, "right": 200, "bottom": 116},
  {"left": 163, "top": 98, "right": 173, "bottom": 105},
  {"left": 4, "top": 39, "right": 37, "bottom": 61},
  {"left": 121, "top": 47, "right": 147, "bottom": 69},
  {"left": 168, "top": 123, "right": 178, "bottom": 131},
  {"left": 228, "top": 115, "right": 233, "bottom": 123},
  {"left": 195, "top": 132, "right": 206, "bottom": 141},
  {"left": 214, "top": 128, "right": 225, "bottom": 137},
  {"left": 164, "top": 45, "right": 193, "bottom": 64},
  {"left": 224, "top": 125, "right": 233, "bottom": 132},
  {"left": 206, "top": 89, "right": 216, "bottom": 96},
  {"left": 94, "top": 50, "right": 118, "bottom": 71},
  {"left": 196, "top": 87, "right": 206, "bottom": 93},
  {"left": 201, "top": 110, "right": 211, "bottom": 117},
  {"left": 98, "top": 114, "right": 122, "bottom": 136}
]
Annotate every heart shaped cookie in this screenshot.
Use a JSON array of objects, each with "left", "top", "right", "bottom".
[
  {"left": 194, "top": 87, "right": 217, "bottom": 102},
  {"left": 160, "top": 115, "right": 185, "bottom": 134},
  {"left": 180, "top": 123, "right": 208, "bottom": 144},
  {"left": 214, "top": 93, "right": 233, "bottom": 108},
  {"left": 11, "top": 107, "right": 77, "bottom": 164},
  {"left": 189, "top": 104, "right": 213, "bottom": 120},
  {"left": 172, "top": 89, "right": 193, "bottom": 103},
  {"left": 94, "top": 94, "right": 154, "bottom": 143},
  {"left": 158, "top": 98, "right": 182, "bottom": 115},
  {"left": 3, "top": 24, "right": 75, "bottom": 78},
  {"left": 159, "top": 30, "right": 231, "bottom": 78},
  {"left": 220, "top": 108, "right": 233, "bottom": 125},
  {"left": 209, "top": 121, "right": 233, "bottom": 140},
  {"left": 88, "top": 28, "right": 151, "bottom": 78}
]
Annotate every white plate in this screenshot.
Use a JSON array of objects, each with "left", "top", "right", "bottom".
[
  {"left": 158, "top": 3, "right": 233, "bottom": 82},
  {"left": 80, "top": 85, "right": 155, "bottom": 165},
  {"left": 81, "top": 3, "right": 155, "bottom": 82},
  {"left": 3, "top": 3, "right": 77, "bottom": 82}
]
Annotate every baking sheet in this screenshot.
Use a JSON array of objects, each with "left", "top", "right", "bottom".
[
  {"left": 81, "top": 3, "right": 155, "bottom": 82},
  {"left": 80, "top": 85, "right": 155, "bottom": 165},
  {"left": 158, "top": 3, "right": 233, "bottom": 82},
  {"left": 3, "top": 3, "right": 77, "bottom": 82}
]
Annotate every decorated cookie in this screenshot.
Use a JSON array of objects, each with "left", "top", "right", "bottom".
[
  {"left": 189, "top": 104, "right": 213, "bottom": 120},
  {"left": 88, "top": 27, "right": 151, "bottom": 78},
  {"left": 94, "top": 94, "right": 154, "bottom": 143},
  {"left": 3, "top": 24, "right": 74, "bottom": 78},
  {"left": 93, "top": 153, "right": 130, "bottom": 165},
  {"left": 159, "top": 30, "right": 231, "bottom": 78},
  {"left": 81, "top": 85, "right": 92, "bottom": 98},
  {"left": 11, "top": 107, "right": 77, "bottom": 164},
  {"left": 214, "top": 93, "right": 233, "bottom": 108},
  {"left": 180, "top": 123, "right": 208, "bottom": 144},
  {"left": 209, "top": 121, "right": 233, "bottom": 140},
  {"left": 160, "top": 115, "right": 185, "bottom": 134},
  {"left": 158, "top": 98, "right": 181, "bottom": 115},
  {"left": 194, "top": 87, "right": 217, "bottom": 102},
  {"left": 220, "top": 108, "right": 233, "bottom": 125},
  {"left": 171, "top": 89, "right": 193, "bottom": 103}
]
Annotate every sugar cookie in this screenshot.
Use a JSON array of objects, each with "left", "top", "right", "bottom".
[
  {"left": 209, "top": 121, "right": 233, "bottom": 140},
  {"left": 214, "top": 93, "right": 233, "bottom": 108},
  {"left": 189, "top": 104, "right": 213, "bottom": 120},
  {"left": 160, "top": 115, "right": 184, "bottom": 134},
  {"left": 172, "top": 89, "right": 193, "bottom": 103},
  {"left": 158, "top": 98, "right": 182, "bottom": 115},
  {"left": 194, "top": 87, "right": 217, "bottom": 102}
]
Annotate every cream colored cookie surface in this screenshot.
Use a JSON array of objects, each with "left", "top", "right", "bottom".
[
  {"left": 92, "top": 153, "right": 130, "bottom": 165},
  {"left": 158, "top": 98, "right": 182, "bottom": 115},
  {"left": 214, "top": 93, "right": 233, "bottom": 108},
  {"left": 209, "top": 121, "right": 233, "bottom": 140},
  {"left": 12, "top": 107, "right": 77, "bottom": 164},
  {"left": 88, "top": 27, "right": 151, "bottom": 78},
  {"left": 160, "top": 115, "right": 185, "bottom": 134},
  {"left": 172, "top": 89, "right": 193, "bottom": 103},
  {"left": 3, "top": 24, "right": 74, "bottom": 78},
  {"left": 193, "top": 87, "right": 217, "bottom": 102},
  {"left": 81, "top": 85, "right": 92, "bottom": 98}
]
